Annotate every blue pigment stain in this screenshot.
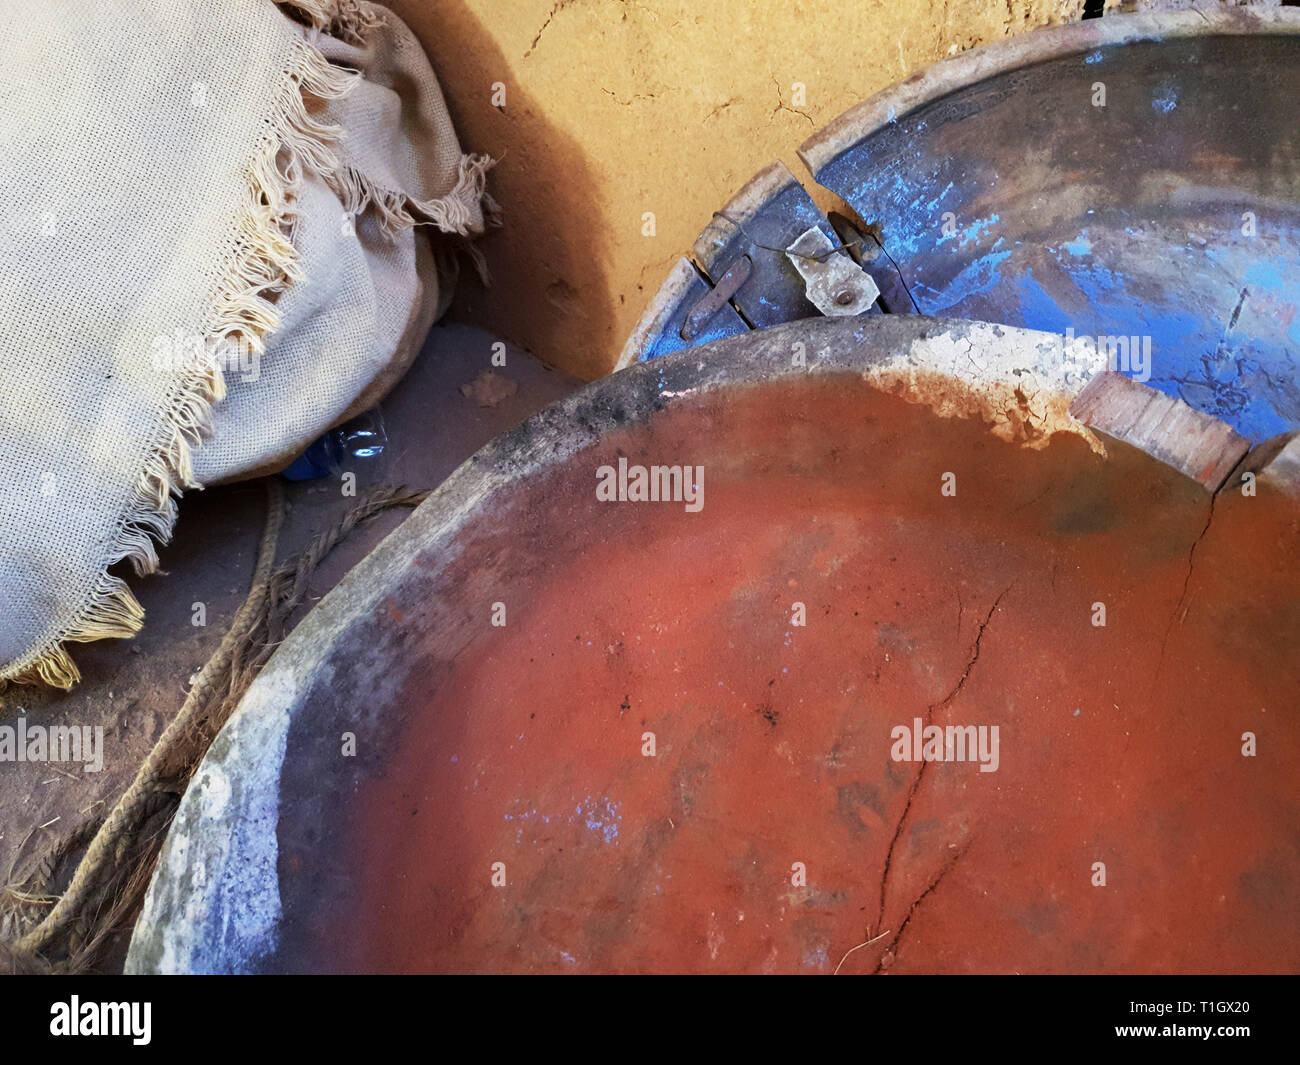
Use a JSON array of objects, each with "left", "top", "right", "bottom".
[
  {"left": 1084, "top": 50, "right": 1104, "bottom": 65},
  {"left": 1152, "top": 86, "right": 1178, "bottom": 114},
  {"left": 1060, "top": 259, "right": 1126, "bottom": 301},
  {"left": 1008, "top": 264, "right": 1297, "bottom": 439},
  {"left": 803, "top": 943, "right": 829, "bottom": 968},
  {"left": 503, "top": 803, "right": 552, "bottom": 846},
  {"left": 1013, "top": 274, "right": 1074, "bottom": 334},
  {"left": 575, "top": 796, "right": 621, "bottom": 844},
  {"left": 937, "top": 213, "right": 999, "bottom": 248},
  {"left": 915, "top": 250, "right": 1012, "bottom": 312}
]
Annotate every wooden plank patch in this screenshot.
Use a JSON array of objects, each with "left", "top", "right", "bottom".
[{"left": 1070, "top": 372, "right": 1249, "bottom": 491}]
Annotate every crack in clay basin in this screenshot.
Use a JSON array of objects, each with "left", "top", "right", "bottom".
[
  {"left": 125, "top": 319, "right": 1300, "bottom": 974},
  {"left": 254, "top": 374, "right": 1298, "bottom": 974}
]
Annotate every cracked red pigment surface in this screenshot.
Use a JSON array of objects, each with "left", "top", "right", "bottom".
[{"left": 324, "top": 376, "right": 1299, "bottom": 974}]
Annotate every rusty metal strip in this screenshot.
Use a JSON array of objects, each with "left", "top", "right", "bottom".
[
  {"left": 681, "top": 255, "right": 752, "bottom": 340},
  {"left": 615, "top": 257, "right": 749, "bottom": 371},
  {"left": 692, "top": 161, "right": 845, "bottom": 328}
]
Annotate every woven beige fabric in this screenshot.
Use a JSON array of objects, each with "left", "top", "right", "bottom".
[{"left": 0, "top": 0, "right": 490, "bottom": 688}]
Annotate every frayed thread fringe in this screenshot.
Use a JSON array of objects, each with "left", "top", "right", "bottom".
[
  {"left": 333, "top": 153, "right": 501, "bottom": 285},
  {"left": 4, "top": 575, "right": 146, "bottom": 689},
  {"left": 277, "top": 0, "right": 386, "bottom": 45},
  {"left": 332, "top": 152, "right": 500, "bottom": 238},
  {"left": 277, "top": 1, "right": 500, "bottom": 250},
  {"left": 1, "top": 38, "right": 359, "bottom": 691}
]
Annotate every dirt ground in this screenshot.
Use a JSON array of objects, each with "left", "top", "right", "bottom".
[{"left": 390, "top": 0, "right": 1088, "bottom": 380}]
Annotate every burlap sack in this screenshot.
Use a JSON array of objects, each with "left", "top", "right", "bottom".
[{"left": 0, "top": 0, "right": 492, "bottom": 688}]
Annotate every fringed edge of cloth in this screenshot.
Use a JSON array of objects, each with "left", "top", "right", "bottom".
[
  {"left": 0, "top": 37, "right": 360, "bottom": 691},
  {"left": 332, "top": 153, "right": 502, "bottom": 238},
  {"left": 278, "top": 0, "right": 387, "bottom": 45},
  {"left": 284, "top": 2, "right": 502, "bottom": 253}
]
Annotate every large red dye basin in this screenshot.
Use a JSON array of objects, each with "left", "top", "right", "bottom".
[{"left": 128, "top": 317, "right": 1300, "bottom": 974}]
